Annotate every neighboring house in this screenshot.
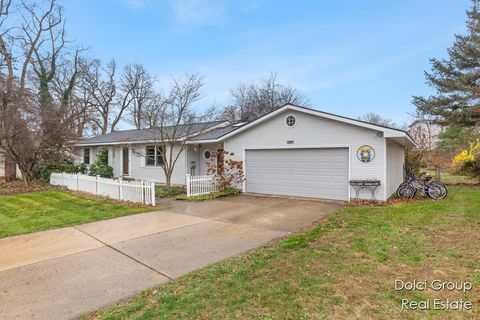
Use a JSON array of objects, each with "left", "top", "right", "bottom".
[
  {"left": 409, "top": 120, "right": 444, "bottom": 149},
  {"left": 74, "top": 104, "right": 414, "bottom": 201}
]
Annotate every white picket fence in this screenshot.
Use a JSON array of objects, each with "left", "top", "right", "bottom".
[
  {"left": 50, "top": 173, "right": 156, "bottom": 206},
  {"left": 186, "top": 174, "right": 217, "bottom": 197}
]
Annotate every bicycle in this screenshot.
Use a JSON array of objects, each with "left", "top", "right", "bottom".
[
  {"left": 396, "top": 175, "right": 448, "bottom": 197},
  {"left": 396, "top": 175, "right": 448, "bottom": 200}
]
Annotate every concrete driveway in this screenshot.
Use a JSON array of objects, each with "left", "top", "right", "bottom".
[
  {"left": 166, "top": 194, "right": 343, "bottom": 232},
  {"left": 0, "top": 194, "right": 342, "bottom": 320}
]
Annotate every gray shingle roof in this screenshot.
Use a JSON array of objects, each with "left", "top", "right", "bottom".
[
  {"left": 190, "top": 124, "right": 245, "bottom": 141},
  {"left": 76, "top": 121, "right": 227, "bottom": 145}
]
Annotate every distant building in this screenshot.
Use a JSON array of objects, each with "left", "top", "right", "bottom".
[{"left": 409, "top": 120, "right": 444, "bottom": 149}]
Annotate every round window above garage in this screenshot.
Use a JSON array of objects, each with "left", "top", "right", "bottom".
[
  {"left": 204, "top": 150, "right": 211, "bottom": 160},
  {"left": 285, "top": 114, "right": 297, "bottom": 127}
]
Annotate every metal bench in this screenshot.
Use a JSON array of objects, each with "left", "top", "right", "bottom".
[{"left": 349, "top": 179, "right": 381, "bottom": 200}]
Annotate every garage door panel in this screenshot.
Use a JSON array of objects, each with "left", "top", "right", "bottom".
[{"left": 246, "top": 148, "right": 349, "bottom": 200}]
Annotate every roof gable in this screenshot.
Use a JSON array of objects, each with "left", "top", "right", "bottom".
[{"left": 218, "top": 104, "right": 415, "bottom": 146}]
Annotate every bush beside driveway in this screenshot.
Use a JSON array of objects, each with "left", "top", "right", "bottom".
[{"left": 84, "top": 186, "right": 480, "bottom": 320}]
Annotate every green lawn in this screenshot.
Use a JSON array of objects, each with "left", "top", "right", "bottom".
[
  {"left": 424, "top": 170, "right": 479, "bottom": 186},
  {"left": 85, "top": 186, "right": 480, "bottom": 320},
  {"left": 0, "top": 191, "right": 156, "bottom": 238},
  {"left": 441, "top": 172, "right": 480, "bottom": 185}
]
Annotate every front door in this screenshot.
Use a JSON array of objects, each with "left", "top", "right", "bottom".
[{"left": 123, "top": 148, "right": 129, "bottom": 175}]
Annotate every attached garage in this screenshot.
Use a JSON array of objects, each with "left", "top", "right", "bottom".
[
  {"left": 245, "top": 148, "right": 349, "bottom": 201},
  {"left": 221, "top": 104, "right": 415, "bottom": 201}
]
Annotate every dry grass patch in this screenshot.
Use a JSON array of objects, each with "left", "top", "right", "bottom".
[{"left": 0, "top": 178, "right": 53, "bottom": 195}]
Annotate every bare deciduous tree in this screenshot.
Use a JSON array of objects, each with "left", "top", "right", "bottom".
[
  {"left": 358, "top": 112, "right": 408, "bottom": 131},
  {"left": 24, "top": 0, "right": 65, "bottom": 118},
  {"left": 220, "top": 72, "right": 309, "bottom": 122},
  {"left": 84, "top": 59, "right": 116, "bottom": 134},
  {"left": 359, "top": 112, "right": 397, "bottom": 128},
  {"left": 51, "top": 52, "right": 99, "bottom": 138},
  {"left": 110, "top": 64, "right": 142, "bottom": 132},
  {"left": 140, "top": 74, "right": 216, "bottom": 187},
  {"left": 122, "top": 63, "right": 155, "bottom": 129},
  {"left": 0, "top": 0, "right": 80, "bottom": 185},
  {"left": 84, "top": 61, "right": 158, "bottom": 133},
  {"left": 138, "top": 90, "right": 170, "bottom": 128}
]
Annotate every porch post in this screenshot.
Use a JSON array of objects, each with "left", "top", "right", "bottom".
[{"left": 186, "top": 174, "right": 191, "bottom": 197}]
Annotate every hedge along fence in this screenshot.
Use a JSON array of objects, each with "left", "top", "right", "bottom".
[{"left": 50, "top": 173, "right": 156, "bottom": 206}]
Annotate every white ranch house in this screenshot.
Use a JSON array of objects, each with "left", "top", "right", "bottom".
[{"left": 74, "top": 104, "right": 415, "bottom": 201}]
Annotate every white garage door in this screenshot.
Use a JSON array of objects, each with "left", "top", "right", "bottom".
[{"left": 245, "top": 148, "right": 349, "bottom": 200}]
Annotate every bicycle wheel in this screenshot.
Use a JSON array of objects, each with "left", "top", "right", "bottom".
[
  {"left": 396, "top": 182, "right": 408, "bottom": 197},
  {"left": 427, "top": 185, "right": 444, "bottom": 200},
  {"left": 427, "top": 184, "right": 447, "bottom": 200},
  {"left": 397, "top": 185, "right": 416, "bottom": 199},
  {"left": 429, "top": 182, "right": 448, "bottom": 198}
]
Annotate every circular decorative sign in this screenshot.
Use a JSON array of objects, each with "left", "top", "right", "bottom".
[{"left": 357, "top": 145, "right": 375, "bottom": 163}]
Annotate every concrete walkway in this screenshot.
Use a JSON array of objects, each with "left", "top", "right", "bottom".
[{"left": 0, "top": 195, "right": 341, "bottom": 319}]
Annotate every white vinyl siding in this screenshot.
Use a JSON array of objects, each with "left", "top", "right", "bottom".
[
  {"left": 186, "top": 145, "right": 201, "bottom": 176},
  {"left": 225, "top": 110, "right": 387, "bottom": 200},
  {"left": 129, "top": 144, "right": 186, "bottom": 185},
  {"left": 197, "top": 143, "right": 220, "bottom": 175},
  {"left": 386, "top": 140, "right": 405, "bottom": 198},
  {"left": 73, "top": 144, "right": 186, "bottom": 184}
]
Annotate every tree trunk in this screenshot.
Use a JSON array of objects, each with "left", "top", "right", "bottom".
[
  {"left": 17, "top": 163, "right": 35, "bottom": 187},
  {"left": 165, "top": 170, "right": 171, "bottom": 188},
  {"left": 4, "top": 152, "right": 16, "bottom": 181}
]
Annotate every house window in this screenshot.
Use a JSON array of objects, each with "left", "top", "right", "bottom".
[
  {"left": 204, "top": 150, "right": 211, "bottom": 160},
  {"left": 285, "top": 115, "right": 297, "bottom": 127},
  {"left": 156, "top": 146, "right": 164, "bottom": 166},
  {"left": 146, "top": 146, "right": 155, "bottom": 166},
  {"left": 83, "top": 148, "right": 90, "bottom": 165},
  {"left": 146, "top": 146, "right": 164, "bottom": 166}
]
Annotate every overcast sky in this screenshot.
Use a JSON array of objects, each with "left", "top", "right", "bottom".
[{"left": 64, "top": 0, "right": 470, "bottom": 126}]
